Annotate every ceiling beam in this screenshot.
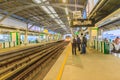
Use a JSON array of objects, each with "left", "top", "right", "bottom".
[
  {"left": 0, "top": 1, "right": 74, "bottom": 33},
  {"left": 0, "top": 3, "right": 73, "bottom": 22},
  {"left": 52, "top": 3, "right": 84, "bottom": 8}
]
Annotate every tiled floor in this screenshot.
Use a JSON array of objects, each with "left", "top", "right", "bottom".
[
  {"left": 35, "top": 43, "right": 120, "bottom": 80},
  {"left": 61, "top": 45, "right": 120, "bottom": 80}
]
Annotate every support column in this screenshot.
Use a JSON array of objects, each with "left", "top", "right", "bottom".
[
  {"left": 47, "top": 34, "right": 49, "bottom": 42},
  {"left": 53, "top": 34, "right": 55, "bottom": 41},
  {"left": 24, "top": 23, "right": 28, "bottom": 45},
  {"left": 89, "top": 27, "right": 98, "bottom": 48},
  {"left": 16, "top": 29, "right": 20, "bottom": 45}
]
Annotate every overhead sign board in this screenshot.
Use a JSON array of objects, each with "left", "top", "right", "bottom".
[
  {"left": 73, "top": 11, "right": 82, "bottom": 19},
  {"left": 71, "top": 19, "right": 95, "bottom": 27}
]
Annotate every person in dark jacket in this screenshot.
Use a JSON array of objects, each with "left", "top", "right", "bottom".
[
  {"left": 76, "top": 35, "right": 81, "bottom": 51},
  {"left": 71, "top": 37, "right": 77, "bottom": 55},
  {"left": 81, "top": 36, "right": 87, "bottom": 54}
]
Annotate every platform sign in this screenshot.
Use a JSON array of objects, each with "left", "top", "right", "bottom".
[
  {"left": 73, "top": 11, "right": 82, "bottom": 19},
  {"left": 92, "top": 27, "right": 98, "bottom": 30},
  {"left": 75, "top": 31, "right": 79, "bottom": 35},
  {"left": 40, "top": 33, "right": 45, "bottom": 36},
  {"left": 71, "top": 19, "right": 94, "bottom": 27},
  {"left": 43, "top": 29, "right": 48, "bottom": 34},
  {"left": 48, "top": 30, "right": 55, "bottom": 34}
]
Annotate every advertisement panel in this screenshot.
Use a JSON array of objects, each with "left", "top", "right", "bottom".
[
  {"left": 5, "top": 42, "right": 9, "bottom": 48},
  {"left": 0, "top": 43, "right": 3, "bottom": 48},
  {"left": 10, "top": 42, "right": 14, "bottom": 47}
]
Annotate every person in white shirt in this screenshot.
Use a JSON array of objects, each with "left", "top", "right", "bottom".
[{"left": 111, "top": 40, "right": 120, "bottom": 53}]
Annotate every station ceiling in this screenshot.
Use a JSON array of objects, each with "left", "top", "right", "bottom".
[
  {"left": 89, "top": 0, "right": 120, "bottom": 23},
  {"left": 100, "top": 19, "right": 120, "bottom": 32},
  {"left": 0, "top": 0, "right": 87, "bottom": 34}
]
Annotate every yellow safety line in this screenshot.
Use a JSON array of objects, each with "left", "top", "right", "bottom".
[{"left": 56, "top": 44, "right": 70, "bottom": 80}]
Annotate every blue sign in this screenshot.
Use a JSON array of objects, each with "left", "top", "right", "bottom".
[{"left": 48, "top": 30, "right": 55, "bottom": 34}]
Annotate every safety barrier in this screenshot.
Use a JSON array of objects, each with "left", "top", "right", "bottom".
[
  {"left": 0, "top": 41, "right": 17, "bottom": 49},
  {"left": 93, "top": 40, "right": 110, "bottom": 54},
  {"left": 0, "top": 39, "right": 61, "bottom": 49}
]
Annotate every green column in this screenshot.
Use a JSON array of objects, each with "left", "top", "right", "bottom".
[
  {"left": 94, "top": 40, "right": 95, "bottom": 49},
  {"left": 104, "top": 42, "right": 110, "bottom": 54},
  {"left": 100, "top": 41, "right": 102, "bottom": 52},
  {"left": 3, "top": 43, "right": 5, "bottom": 48},
  {"left": 97, "top": 41, "right": 99, "bottom": 50},
  {"left": 16, "top": 32, "right": 20, "bottom": 45}
]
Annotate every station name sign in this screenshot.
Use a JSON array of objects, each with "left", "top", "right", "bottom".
[{"left": 71, "top": 19, "right": 95, "bottom": 27}]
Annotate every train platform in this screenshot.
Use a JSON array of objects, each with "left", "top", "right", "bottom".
[
  {"left": 0, "top": 41, "right": 56, "bottom": 53},
  {"left": 44, "top": 43, "right": 120, "bottom": 80}
]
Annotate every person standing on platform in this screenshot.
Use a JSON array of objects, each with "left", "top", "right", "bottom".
[
  {"left": 81, "top": 36, "right": 87, "bottom": 54},
  {"left": 76, "top": 35, "right": 81, "bottom": 51},
  {"left": 115, "top": 37, "right": 120, "bottom": 45},
  {"left": 71, "top": 36, "right": 77, "bottom": 55}
]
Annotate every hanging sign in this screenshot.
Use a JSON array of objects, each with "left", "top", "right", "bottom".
[
  {"left": 43, "top": 29, "right": 48, "bottom": 33},
  {"left": 75, "top": 31, "right": 79, "bottom": 35},
  {"left": 73, "top": 11, "right": 82, "bottom": 19},
  {"left": 71, "top": 19, "right": 95, "bottom": 27}
]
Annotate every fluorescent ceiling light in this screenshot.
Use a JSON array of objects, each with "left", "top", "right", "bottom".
[
  {"left": 65, "top": 8, "right": 69, "bottom": 15},
  {"left": 32, "top": 0, "right": 41, "bottom": 3},
  {"left": 67, "top": 17, "right": 70, "bottom": 20},
  {"left": 41, "top": 6, "right": 51, "bottom": 14},
  {"left": 61, "top": 25, "right": 66, "bottom": 28},
  {"left": 49, "top": 14, "right": 56, "bottom": 18},
  {"left": 40, "top": 2, "right": 67, "bottom": 31},
  {"left": 54, "top": 14, "right": 59, "bottom": 17},
  {"left": 59, "top": 20, "right": 63, "bottom": 24},
  {"left": 42, "top": 0, "right": 47, "bottom": 2},
  {"left": 48, "top": 6, "right": 56, "bottom": 13},
  {"left": 63, "top": 0, "right": 66, "bottom": 3},
  {"left": 55, "top": 19, "right": 61, "bottom": 24}
]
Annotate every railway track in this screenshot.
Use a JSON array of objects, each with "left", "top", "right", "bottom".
[
  {"left": 0, "top": 41, "right": 69, "bottom": 80},
  {"left": 0, "top": 42, "right": 58, "bottom": 68}
]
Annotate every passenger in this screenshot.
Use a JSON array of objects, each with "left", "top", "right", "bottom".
[
  {"left": 71, "top": 36, "right": 77, "bottom": 55},
  {"left": 76, "top": 35, "right": 81, "bottom": 51},
  {"left": 81, "top": 36, "right": 87, "bottom": 54},
  {"left": 115, "top": 37, "right": 120, "bottom": 45},
  {"left": 104, "top": 38, "right": 109, "bottom": 43},
  {"left": 80, "top": 33, "right": 83, "bottom": 47},
  {"left": 110, "top": 40, "right": 116, "bottom": 52},
  {"left": 114, "top": 43, "right": 120, "bottom": 53},
  {"left": 111, "top": 40, "right": 120, "bottom": 53},
  {"left": 20, "top": 40, "right": 22, "bottom": 45}
]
